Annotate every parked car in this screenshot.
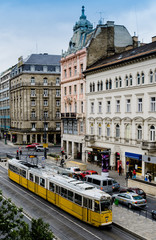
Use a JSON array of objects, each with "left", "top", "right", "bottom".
[
  {"left": 35, "top": 145, "right": 49, "bottom": 152},
  {"left": 152, "top": 210, "right": 156, "bottom": 220},
  {"left": 112, "top": 192, "right": 147, "bottom": 209},
  {"left": 26, "top": 143, "right": 39, "bottom": 149},
  {"left": 73, "top": 170, "right": 98, "bottom": 180},
  {"left": 66, "top": 167, "right": 81, "bottom": 173},
  {"left": 119, "top": 187, "right": 146, "bottom": 199},
  {"left": 112, "top": 179, "right": 120, "bottom": 191}
]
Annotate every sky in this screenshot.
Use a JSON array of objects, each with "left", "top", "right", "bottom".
[{"left": 0, "top": 0, "right": 156, "bottom": 73}]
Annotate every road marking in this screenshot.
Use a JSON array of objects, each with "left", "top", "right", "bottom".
[
  {"left": 0, "top": 177, "right": 102, "bottom": 240},
  {"left": 0, "top": 169, "right": 5, "bottom": 173}
]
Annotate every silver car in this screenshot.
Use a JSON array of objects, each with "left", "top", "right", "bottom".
[{"left": 112, "top": 192, "right": 147, "bottom": 209}]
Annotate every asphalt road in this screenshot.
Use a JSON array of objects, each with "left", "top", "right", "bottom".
[{"left": 0, "top": 165, "right": 140, "bottom": 240}]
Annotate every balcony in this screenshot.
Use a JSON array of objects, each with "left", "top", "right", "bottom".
[
  {"left": 142, "top": 141, "right": 156, "bottom": 152},
  {"left": 61, "top": 112, "right": 76, "bottom": 119},
  {"left": 85, "top": 135, "right": 95, "bottom": 143},
  {"left": 76, "top": 113, "right": 85, "bottom": 119}
]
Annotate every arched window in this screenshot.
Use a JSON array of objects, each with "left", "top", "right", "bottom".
[
  {"left": 109, "top": 79, "right": 112, "bottom": 89},
  {"left": 137, "top": 125, "right": 142, "bottom": 140},
  {"left": 141, "top": 72, "right": 145, "bottom": 84},
  {"left": 98, "top": 123, "right": 102, "bottom": 136},
  {"left": 150, "top": 70, "right": 153, "bottom": 83},
  {"left": 101, "top": 81, "right": 103, "bottom": 90},
  {"left": 129, "top": 75, "right": 133, "bottom": 86},
  {"left": 97, "top": 81, "right": 100, "bottom": 91},
  {"left": 93, "top": 82, "right": 95, "bottom": 92},
  {"left": 106, "top": 80, "right": 109, "bottom": 90},
  {"left": 90, "top": 123, "right": 94, "bottom": 135},
  {"left": 106, "top": 124, "right": 110, "bottom": 137},
  {"left": 137, "top": 73, "right": 140, "bottom": 85},
  {"left": 90, "top": 83, "right": 92, "bottom": 92},
  {"left": 150, "top": 125, "right": 155, "bottom": 141},
  {"left": 125, "top": 75, "right": 128, "bottom": 86},
  {"left": 125, "top": 124, "right": 131, "bottom": 139},
  {"left": 116, "top": 124, "right": 120, "bottom": 138},
  {"left": 119, "top": 77, "right": 122, "bottom": 87},
  {"left": 115, "top": 78, "right": 118, "bottom": 88}
]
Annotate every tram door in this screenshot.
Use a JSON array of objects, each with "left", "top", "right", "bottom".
[{"left": 83, "top": 198, "right": 91, "bottom": 223}]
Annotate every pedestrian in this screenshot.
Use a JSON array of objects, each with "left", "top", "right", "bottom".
[
  {"left": 19, "top": 147, "right": 22, "bottom": 155},
  {"left": 129, "top": 170, "right": 132, "bottom": 179},
  {"left": 132, "top": 169, "right": 136, "bottom": 179},
  {"left": 60, "top": 158, "right": 65, "bottom": 168},
  {"left": 17, "top": 150, "right": 19, "bottom": 156},
  {"left": 148, "top": 174, "right": 152, "bottom": 182},
  {"left": 119, "top": 165, "right": 122, "bottom": 176}
]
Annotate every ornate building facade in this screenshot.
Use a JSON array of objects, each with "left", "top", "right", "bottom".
[
  {"left": 85, "top": 39, "right": 156, "bottom": 181},
  {"left": 10, "top": 53, "right": 61, "bottom": 145}
]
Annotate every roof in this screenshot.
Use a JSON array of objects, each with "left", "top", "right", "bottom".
[
  {"left": 86, "top": 174, "right": 113, "bottom": 180},
  {"left": 24, "top": 53, "right": 61, "bottom": 66},
  {"left": 85, "top": 41, "right": 156, "bottom": 74}
]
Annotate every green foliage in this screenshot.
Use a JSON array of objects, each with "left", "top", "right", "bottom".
[
  {"left": 48, "top": 153, "right": 60, "bottom": 158},
  {"left": 0, "top": 190, "right": 54, "bottom": 240}
]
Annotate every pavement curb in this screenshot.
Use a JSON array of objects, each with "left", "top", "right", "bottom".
[{"left": 112, "top": 222, "right": 147, "bottom": 240}]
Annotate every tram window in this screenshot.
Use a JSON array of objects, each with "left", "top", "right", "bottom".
[
  {"left": 94, "top": 201, "right": 100, "bottom": 212},
  {"left": 93, "top": 179, "right": 100, "bottom": 186},
  {"left": 61, "top": 187, "right": 67, "bottom": 198},
  {"left": 87, "top": 177, "right": 92, "bottom": 183},
  {"left": 56, "top": 185, "right": 60, "bottom": 194},
  {"left": 103, "top": 180, "right": 107, "bottom": 186},
  {"left": 68, "top": 190, "right": 73, "bottom": 201},
  {"left": 101, "top": 200, "right": 111, "bottom": 211},
  {"left": 49, "top": 182, "right": 55, "bottom": 192},
  {"left": 35, "top": 176, "right": 39, "bottom": 184},
  {"left": 20, "top": 169, "right": 26, "bottom": 178},
  {"left": 108, "top": 180, "right": 112, "bottom": 185},
  {"left": 40, "top": 178, "right": 45, "bottom": 187},
  {"left": 83, "top": 197, "right": 87, "bottom": 208},
  {"left": 9, "top": 164, "right": 19, "bottom": 174},
  {"left": 29, "top": 173, "right": 34, "bottom": 182},
  {"left": 75, "top": 193, "right": 82, "bottom": 206},
  {"left": 88, "top": 199, "right": 92, "bottom": 210}
]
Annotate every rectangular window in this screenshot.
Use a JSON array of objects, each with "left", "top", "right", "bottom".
[
  {"left": 31, "top": 77, "right": 35, "bottom": 85},
  {"left": 74, "top": 85, "right": 77, "bottom": 94},
  {"left": 56, "top": 90, "right": 60, "bottom": 97},
  {"left": 43, "top": 89, "right": 48, "bottom": 97},
  {"left": 138, "top": 98, "right": 142, "bottom": 112},
  {"left": 20, "top": 169, "right": 26, "bottom": 178},
  {"left": 29, "top": 173, "right": 34, "bottom": 182},
  {"left": 64, "top": 69, "right": 67, "bottom": 78},
  {"left": 43, "top": 78, "right": 48, "bottom": 85},
  {"left": 91, "top": 102, "right": 94, "bottom": 113},
  {"left": 44, "top": 100, "right": 48, "bottom": 106},
  {"left": 44, "top": 111, "right": 48, "bottom": 118},
  {"left": 31, "top": 100, "right": 35, "bottom": 106},
  {"left": 56, "top": 122, "right": 60, "bottom": 130},
  {"left": 35, "top": 176, "right": 39, "bottom": 184},
  {"left": 75, "top": 193, "right": 82, "bottom": 206},
  {"left": 31, "top": 111, "right": 36, "bottom": 117},
  {"left": 116, "top": 100, "right": 120, "bottom": 113},
  {"left": 126, "top": 99, "right": 131, "bottom": 112},
  {"left": 80, "top": 121, "right": 83, "bottom": 132},
  {"left": 69, "top": 67, "right": 71, "bottom": 77},
  {"left": 107, "top": 101, "right": 111, "bottom": 113},
  {"left": 31, "top": 89, "right": 36, "bottom": 97},
  {"left": 151, "top": 97, "right": 156, "bottom": 111},
  {"left": 80, "top": 64, "right": 83, "bottom": 73},
  {"left": 74, "top": 66, "right": 77, "bottom": 75},
  {"left": 81, "top": 101, "right": 83, "bottom": 113},
  {"left": 64, "top": 87, "right": 66, "bottom": 96},
  {"left": 68, "top": 121, "right": 73, "bottom": 134},
  {"left": 98, "top": 101, "right": 102, "bottom": 113},
  {"left": 80, "top": 83, "right": 83, "bottom": 94},
  {"left": 32, "top": 123, "right": 36, "bottom": 130},
  {"left": 40, "top": 178, "right": 45, "bottom": 187},
  {"left": 64, "top": 121, "right": 67, "bottom": 134},
  {"left": 69, "top": 86, "right": 71, "bottom": 95},
  {"left": 68, "top": 190, "right": 73, "bottom": 201},
  {"left": 56, "top": 100, "right": 60, "bottom": 106},
  {"left": 56, "top": 78, "right": 60, "bottom": 86},
  {"left": 49, "top": 182, "right": 55, "bottom": 192}
]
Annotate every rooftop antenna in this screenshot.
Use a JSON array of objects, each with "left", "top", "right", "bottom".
[{"left": 97, "top": 11, "right": 104, "bottom": 25}]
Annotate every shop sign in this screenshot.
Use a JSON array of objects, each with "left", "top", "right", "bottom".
[
  {"left": 142, "top": 155, "right": 156, "bottom": 164},
  {"left": 126, "top": 161, "right": 129, "bottom": 165}
]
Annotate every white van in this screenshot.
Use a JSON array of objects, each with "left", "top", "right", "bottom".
[{"left": 85, "top": 174, "right": 113, "bottom": 193}]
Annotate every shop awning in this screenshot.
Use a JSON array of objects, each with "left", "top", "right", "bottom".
[{"left": 125, "top": 152, "right": 142, "bottom": 160}]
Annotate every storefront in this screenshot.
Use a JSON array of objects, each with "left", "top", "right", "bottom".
[
  {"left": 142, "top": 155, "right": 156, "bottom": 182},
  {"left": 125, "top": 152, "right": 142, "bottom": 174},
  {"left": 87, "top": 147, "right": 111, "bottom": 169}
]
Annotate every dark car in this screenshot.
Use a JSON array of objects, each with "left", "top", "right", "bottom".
[
  {"left": 152, "top": 210, "right": 156, "bottom": 220},
  {"left": 119, "top": 187, "right": 146, "bottom": 199}
]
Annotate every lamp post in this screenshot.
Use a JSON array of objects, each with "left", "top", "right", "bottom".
[{"left": 43, "top": 114, "right": 47, "bottom": 159}]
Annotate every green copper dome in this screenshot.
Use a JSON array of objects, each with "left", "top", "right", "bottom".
[{"left": 73, "top": 6, "right": 93, "bottom": 32}]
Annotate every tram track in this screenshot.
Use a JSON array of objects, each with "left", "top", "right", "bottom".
[{"left": 0, "top": 166, "right": 140, "bottom": 240}]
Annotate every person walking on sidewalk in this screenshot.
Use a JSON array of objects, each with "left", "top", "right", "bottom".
[
  {"left": 132, "top": 169, "right": 136, "bottom": 179},
  {"left": 119, "top": 165, "right": 122, "bottom": 176}
]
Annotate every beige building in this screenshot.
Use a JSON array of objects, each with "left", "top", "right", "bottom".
[{"left": 10, "top": 54, "right": 61, "bottom": 145}]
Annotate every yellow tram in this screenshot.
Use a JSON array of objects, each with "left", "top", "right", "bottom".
[{"left": 8, "top": 159, "right": 112, "bottom": 227}]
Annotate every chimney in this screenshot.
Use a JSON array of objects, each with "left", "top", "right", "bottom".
[
  {"left": 152, "top": 36, "right": 156, "bottom": 42},
  {"left": 132, "top": 36, "right": 138, "bottom": 48}
]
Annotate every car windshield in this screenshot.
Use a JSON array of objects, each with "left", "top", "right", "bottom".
[
  {"left": 74, "top": 168, "right": 80, "bottom": 171},
  {"left": 137, "top": 189, "right": 144, "bottom": 194},
  {"left": 100, "top": 200, "right": 112, "bottom": 212},
  {"left": 133, "top": 195, "right": 143, "bottom": 200}
]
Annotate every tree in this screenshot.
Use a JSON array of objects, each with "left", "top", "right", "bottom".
[
  {"left": 31, "top": 218, "right": 54, "bottom": 240},
  {"left": 0, "top": 190, "right": 54, "bottom": 240}
]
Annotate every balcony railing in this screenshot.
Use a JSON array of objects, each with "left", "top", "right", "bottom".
[
  {"left": 61, "top": 112, "right": 76, "bottom": 118},
  {"left": 10, "top": 127, "right": 61, "bottom": 133},
  {"left": 142, "top": 141, "right": 156, "bottom": 152}
]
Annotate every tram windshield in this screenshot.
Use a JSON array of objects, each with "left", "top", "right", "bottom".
[{"left": 100, "top": 199, "right": 112, "bottom": 212}]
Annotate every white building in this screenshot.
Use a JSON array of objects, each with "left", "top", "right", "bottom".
[{"left": 85, "top": 38, "right": 156, "bottom": 181}]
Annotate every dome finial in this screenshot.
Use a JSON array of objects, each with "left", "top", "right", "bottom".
[{"left": 80, "top": 6, "right": 86, "bottom": 19}]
